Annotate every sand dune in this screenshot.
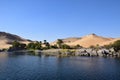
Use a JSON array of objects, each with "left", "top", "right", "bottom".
[
  {"left": 0, "top": 32, "right": 32, "bottom": 49},
  {"left": 0, "top": 32, "right": 120, "bottom": 49},
  {"left": 67, "top": 34, "right": 114, "bottom": 47},
  {"left": 0, "top": 40, "right": 11, "bottom": 49},
  {"left": 51, "top": 37, "right": 80, "bottom": 45},
  {"left": 100, "top": 38, "right": 120, "bottom": 46},
  {"left": 51, "top": 34, "right": 120, "bottom": 48},
  {"left": 0, "top": 39, "right": 31, "bottom": 49}
]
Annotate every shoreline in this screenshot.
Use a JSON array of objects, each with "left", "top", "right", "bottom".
[{"left": 0, "top": 48, "right": 120, "bottom": 57}]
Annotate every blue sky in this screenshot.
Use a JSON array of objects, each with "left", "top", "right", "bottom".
[{"left": 0, "top": 0, "right": 120, "bottom": 42}]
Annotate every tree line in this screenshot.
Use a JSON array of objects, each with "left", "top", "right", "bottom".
[
  {"left": 8, "top": 39, "right": 82, "bottom": 51},
  {"left": 8, "top": 40, "right": 50, "bottom": 51},
  {"left": 8, "top": 39, "right": 120, "bottom": 52}
]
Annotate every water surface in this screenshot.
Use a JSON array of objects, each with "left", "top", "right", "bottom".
[{"left": 0, "top": 53, "right": 120, "bottom": 80}]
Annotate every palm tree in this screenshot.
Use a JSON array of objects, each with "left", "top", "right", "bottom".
[
  {"left": 57, "top": 39, "right": 63, "bottom": 48},
  {"left": 46, "top": 42, "right": 50, "bottom": 49},
  {"left": 43, "top": 40, "right": 47, "bottom": 44}
]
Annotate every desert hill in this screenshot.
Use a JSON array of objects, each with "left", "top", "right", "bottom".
[
  {"left": 51, "top": 37, "right": 81, "bottom": 45},
  {"left": 0, "top": 32, "right": 32, "bottom": 49},
  {"left": 51, "top": 33, "right": 119, "bottom": 47},
  {"left": 0, "top": 32, "right": 120, "bottom": 49}
]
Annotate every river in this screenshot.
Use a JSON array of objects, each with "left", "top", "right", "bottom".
[{"left": 0, "top": 52, "right": 120, "bottom": 80}]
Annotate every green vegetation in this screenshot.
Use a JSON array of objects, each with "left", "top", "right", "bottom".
[
  {"left": 56, "top": 39, "right": 72, "bottom": 49},
  {"left": 44, "top": 42, "right": 50, "bottom": 49},
  {"left": 27, "top": 40, "right": 50, "bottom": 50},
  {"left": 112, "top": 40, "right": 120, "bottom": 52},
  {"left": 57, "top": 39, "right": 63, "bottom": 48},
  {"left": 74, "top": 44, "right": 82, "bottom": 49},
  {"left": 27, "top": 41, "right": 42, "bottom": 50},
  {"left": 8, "top": 39, "right": 82, "bottom": 51},
  {"left": 89, "top": 45, "right": 95, "bottom": 49},
  {"left": 9, "top": 41, "right": 26, "bottom": 51},
  {"left": 103, "top": 40, "right": 120, "bottom": 52},
  {"left": 50, "top": 44, "right": 58, "bottom": 49},
  {"left": 89, "top": 44, "right": 100, "bottom": 50},
  {"left": 9, "top": 40, "right": 52, "bottom": 51},
  {"left": 9, "top": 40, "right": 120, "bottom": 52},
  {"left": 61, "top": 44, "right": 70, "bottom": 49},
  {"left": 103, "top": 43, "right": 113, "bottom": 49}
]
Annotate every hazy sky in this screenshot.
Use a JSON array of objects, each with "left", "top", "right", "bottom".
[{"left": 0, "top": 0, "right": 120, "bottom": 42}]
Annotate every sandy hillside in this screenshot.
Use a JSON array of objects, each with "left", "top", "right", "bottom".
[
  {"left": 67, "top": 34, "right": 114, "bottom": 47},
  {"left": 0, "top": 32, "right": 32, "bottom": 49},
  {"left": 0, "top": 40, "right": 11, "bottom": 49},
  {"left": 1, "top": 32, "right": 120, "bottom": 49},
  {"left": 51, "top": 34, "right": 120, "bottom": 48},
  {"left": 0, "top": 40, "right": 31, "bottom": 49},
  {"left": 51, "top": 37, "right": 80, "bottom": 45},
  {"left": 100, "top": 38, "right": 120, "bottom": 46}
]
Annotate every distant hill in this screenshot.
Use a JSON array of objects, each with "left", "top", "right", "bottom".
[
  {"left": 51, "top": 37, "right": 81, "bottom": 45},
  {"left": 0, "top": 32, "right": 32, "bottom": 49},
  {"left": 0, "top": 32, "right": 120, "bottom": 49},
  {"left": 51, "top": 33, "right": 120, "bottom": 47}
]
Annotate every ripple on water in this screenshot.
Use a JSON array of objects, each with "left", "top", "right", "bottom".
[{"left": 0, "top": 53, "right": 120, "bottom": 80}]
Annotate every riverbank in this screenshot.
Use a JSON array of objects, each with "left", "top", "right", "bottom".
[{"left": 1, "top": 48, "right": 120, "bottom": 57}]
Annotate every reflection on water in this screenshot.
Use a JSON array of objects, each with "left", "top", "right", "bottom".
[{"left": 0, "top": 52, "right": 120, "bottom": 80}]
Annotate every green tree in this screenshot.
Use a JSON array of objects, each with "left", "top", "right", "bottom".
[
  {"left": 104, "top": 43, "right": 113, "bottom": 49},
  {"left": 45, "top": 42, "right": 50, "bottom": 49},
  {"left": 89, "top": 45, "right": 95, "bottom": 49},
  {"left": 39, "top": 41, "right": 42, "bottom": 45},
  {"left": 43, "top": 40, "right": 51, "bottom": 49},
  {"left": 50, "top": 44, "right": 58, "bottom": 49},
  {"left": 112, "top": 40, "right": 120, "bottom": 52},
  {"left": 12, "top": 41, "right": 20, "bottom": 48},
  {"left": 57, "top": 39, "right": 63, "bottom": 48},
  {"left": 61, "top": 44, "right": 70, "bottom": 49},
  {"left": 9, "top": 41, "right": 26, "bottom": 51},
  {"left": 74, "top": 44, "right": 82, "bottom": 49},
  {"left": 19, "top": 43, "right": 26, "bottom": 49},
  {"left": 43, "top": 40, "right": 47, "bottom": 44},
  {"left": 35, "top": 41, "right": 42, "bottom": 50},
  {"left": 27, "top": 43, "right": 36, "bottom": 50},
  {"left": 27, "top": 41, "right": 42, "bottom": 50}
]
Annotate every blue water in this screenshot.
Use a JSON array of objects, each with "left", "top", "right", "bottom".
[{"left": 0, "top": 53, "right": 120, "bottom": 80}]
